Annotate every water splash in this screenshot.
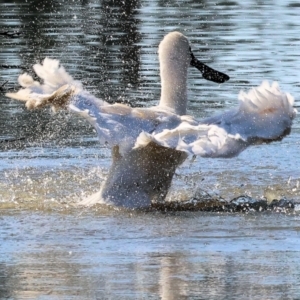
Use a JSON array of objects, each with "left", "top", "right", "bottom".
[{"left": 1, "top": 166, "right": 299, "bottom": 213}]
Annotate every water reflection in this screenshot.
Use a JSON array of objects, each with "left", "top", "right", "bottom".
[
  {"left": 1, "top": 212, "right": 300, "bottom": 299},
  {"left": 0, "top": 263, "right": 12, "bottom": 299},
  {"left": 1, "top": 1, "right": 300, "bottom": 298},
  {"left": 2, "top": 251, "right": 297, "bottom": 299},
  {"left": 98, "top": 0, "right": 141, "bottom": 91}
]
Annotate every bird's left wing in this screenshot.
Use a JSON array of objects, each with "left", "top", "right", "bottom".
[{"left": 135, "top": 81, "right": 296, "bottom": 158}]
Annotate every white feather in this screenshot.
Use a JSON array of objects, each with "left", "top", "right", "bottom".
[{"left": 6, "top": 32, "right": 296, "bottom": 208}]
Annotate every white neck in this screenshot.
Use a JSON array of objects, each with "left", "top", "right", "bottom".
[
  {"left": 157, "top": 32, "right": 190, "bottom": 115},
  {"left": 159, "top": 62, "right": 188, "bottom": 115}
]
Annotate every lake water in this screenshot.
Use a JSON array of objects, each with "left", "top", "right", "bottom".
[{"left": 1, "top": 0, "right": 300, "bottom": 299}]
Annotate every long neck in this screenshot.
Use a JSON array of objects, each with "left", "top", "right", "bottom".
[{"left": 159, "top": 63, "right": 188, "bottom": 115}]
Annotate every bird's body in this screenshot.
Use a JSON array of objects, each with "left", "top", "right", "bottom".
[{"left": 6, "top": 32, "right": 296, "bottom": 209}]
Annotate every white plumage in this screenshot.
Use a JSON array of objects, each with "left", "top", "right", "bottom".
[{"left": 6, "top": 32, "right": 296, "bottom": 209}]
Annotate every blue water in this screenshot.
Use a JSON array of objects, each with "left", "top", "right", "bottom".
[{"left": 1, "top": 0, "right": 300, "bottom": 299}]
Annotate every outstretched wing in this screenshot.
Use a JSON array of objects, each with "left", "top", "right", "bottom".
[
  {"left": 135, "top": 81, "right": 296, "bottom": 158},
  {"left": 202, "top": 81, "right": 295, "bottom": 141},
  {"left": 6, "top": 58, "right": 182, "bottom": 155},
  {"left": 6, "top": 59, "right": 296, "bottom": 158}
]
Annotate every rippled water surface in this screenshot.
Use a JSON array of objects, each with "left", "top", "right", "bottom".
[{"left": 1, "top": 0, "right": 300, "bottom": 298}]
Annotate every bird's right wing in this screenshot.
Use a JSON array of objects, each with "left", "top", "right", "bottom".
[{"left": 5, "top": 58, "right": 176, "bottom": 155}]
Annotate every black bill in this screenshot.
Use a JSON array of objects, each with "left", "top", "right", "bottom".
[{"left": 190, "top": 50, "right": 230, "bottom": 84}]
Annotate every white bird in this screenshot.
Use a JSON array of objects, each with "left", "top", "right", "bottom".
[{"left": 6, "top": 32, "right": 296, "bottom": 209}]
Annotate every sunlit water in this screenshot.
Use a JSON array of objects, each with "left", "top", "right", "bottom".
[{"left": 1, "top": 0, "right": 300, "bottom": 298}]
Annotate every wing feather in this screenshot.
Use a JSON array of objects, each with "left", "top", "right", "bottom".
[
  {"left": 6, "top": 59, "right": 296, "bottom": 158},
  {"left": 135, "top": 81, "right": 296, "bottom": 158}
]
